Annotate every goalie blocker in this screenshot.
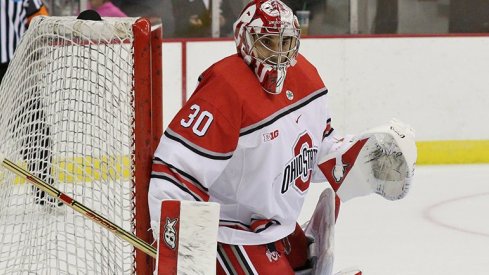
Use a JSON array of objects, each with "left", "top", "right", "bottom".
[{"left": 155, "top": 200, "right": 220, "bottom": 275}]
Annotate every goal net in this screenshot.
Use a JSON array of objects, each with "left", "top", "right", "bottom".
[{"left": 0, "top": 16, "right": 162, "bottom": 274}]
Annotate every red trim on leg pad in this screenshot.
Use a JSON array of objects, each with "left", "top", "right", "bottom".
[{"left": 158, "top": 200, "right": 181, "bottom": 275}]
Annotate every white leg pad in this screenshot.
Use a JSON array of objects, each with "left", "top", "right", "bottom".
[
  {"left": 156, "top": 200, "right": 220, "bottom": 275},
  {"left": 304, "top": 188, "right": 336, "bottom": 275}
]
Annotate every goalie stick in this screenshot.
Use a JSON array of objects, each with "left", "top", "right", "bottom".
[
  {"left": 1, "top": 153, "right": 220, "bottom": 274},
  {"left": 0, "top": 153, "right": 157, "bottom": 259}
]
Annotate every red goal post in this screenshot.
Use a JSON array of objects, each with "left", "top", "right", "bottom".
[{"left": 134, "top": 18, "right": 163, "bottom": 275}]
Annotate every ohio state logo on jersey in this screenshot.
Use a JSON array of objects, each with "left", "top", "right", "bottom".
[{"left": 281, "top": 132, "right": 318, "bottom": 194}]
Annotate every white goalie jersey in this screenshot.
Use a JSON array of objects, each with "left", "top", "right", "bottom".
[{"left": 148, "top": 53, "right": 339, "bottom": 245}]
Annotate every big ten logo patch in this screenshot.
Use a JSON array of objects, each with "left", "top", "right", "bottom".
[
  {"left": 263, "top": 129, "right": 279, "bottom": 142},
  {"left": 281, "top": 132, "right": 318, "bottom": 193}
]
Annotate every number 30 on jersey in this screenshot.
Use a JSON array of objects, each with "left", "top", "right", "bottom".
[{"left": 180, "top": 104, "right": 214, "bottom": 136}]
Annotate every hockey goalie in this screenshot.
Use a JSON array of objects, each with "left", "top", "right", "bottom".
[{"left": 148, "top": 0, "right": 417, "bottom": 274}]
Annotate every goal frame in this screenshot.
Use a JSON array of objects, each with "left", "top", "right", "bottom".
[{"left": 0, "top": 16, "right": 163, "bottom": 274}]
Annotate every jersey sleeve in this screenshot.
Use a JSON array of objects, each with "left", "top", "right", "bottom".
[
  {"left": 148, "top": 74, "right": 241, "bottom": 223},
  {"left": 311, "top": 100, "right": 353, "bottom": 185}
]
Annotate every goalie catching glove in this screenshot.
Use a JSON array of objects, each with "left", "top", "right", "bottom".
[{"left": 318, "top": 119, "right": 417, "bottom": 201}]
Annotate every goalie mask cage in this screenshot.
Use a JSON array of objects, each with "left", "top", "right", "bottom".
[{"left": 0, "top": 16, "right": 162, "bottom": 274}]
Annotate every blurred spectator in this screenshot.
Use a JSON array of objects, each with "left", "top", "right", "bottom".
[
  {"left": 281, "top": 0, "right": 324, "bottom": 21},
  {"left": 42, "top": 0, "right": 78, "bottom": 16},
  {"left": 89, "top": 0, "right": 127, "bottom": 17},
  {"left": 0, "top": 0, "right": 48, "bottom": 84},
  {"left": 373, "top": 0, "right": 398, "bottom": 34},
  {"left": 449, "top": 0, "right": 489, "bottom": 33},
  {"left": 224, "top": 0, "right": 244, "bottom": 36},
  {"left": 171, "top": 0, "right": 236, "bottom": 38},
  {"left": 160, "top": 0, "right": 176, "bottom": 36},
  {"left": 113, "top": 0, "right": 241, "bottom": 37},
  {"left": 281, "top": 0, "right": 328, "bottom": 35},
  {"left": 116, "top": 0, "right": 171, "bottom": 33}
]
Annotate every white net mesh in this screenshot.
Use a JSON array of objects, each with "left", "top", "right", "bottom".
[{"left": 0, "top": 16, "right": 143, "bottom": 274}]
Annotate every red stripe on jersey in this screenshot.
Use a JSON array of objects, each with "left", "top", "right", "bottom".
[
  {"left": 152, "top": 163, "right": 209, "bottom": 201},
  {"left": 216, "top": 261, "right": 227, "bottom": 275},
  {"left": 219, "top": 244, "right": 249, "bottom": 275},
  {"left": 250, "top": 219, "right": 270, "bottom": 232}
]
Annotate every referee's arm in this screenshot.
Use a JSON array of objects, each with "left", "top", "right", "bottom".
[{"left": 26, "top": 0, "right": 49, "bottom": 26}]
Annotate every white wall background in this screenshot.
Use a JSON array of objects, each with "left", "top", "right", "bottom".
[{"left": 162, "top": 36, "right": 489, "bottom": 141}]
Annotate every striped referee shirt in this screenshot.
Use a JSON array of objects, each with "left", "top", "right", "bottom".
[{"left": 0, "top": 0, "right": 44, "bottom": 64}]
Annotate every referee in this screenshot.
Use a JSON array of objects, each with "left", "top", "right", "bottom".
[
  {"left": 0, "top": 0, "right": 48, "bottom": 84},
  {"left": 1, "top": 0, "right": 56, "bottom": 207}
]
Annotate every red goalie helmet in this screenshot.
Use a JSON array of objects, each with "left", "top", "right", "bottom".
[{"left": 234, "top": 0, "right": 300, "bottom": 94}]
